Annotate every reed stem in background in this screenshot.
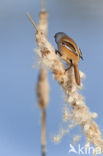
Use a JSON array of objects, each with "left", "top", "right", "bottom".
[
  {"left": 37, "top": 68, "right": 49, "bottom": 156},
  {"left": 42, "top": 0, "right": 46, "bottom": 12},
  {"left": 41, "top": 109, "right": 46, "bottom": 156},
  {"left": 36, "top": 1, "right": 49, "bottom": 156}
]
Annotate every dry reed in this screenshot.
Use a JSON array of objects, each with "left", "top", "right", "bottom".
[
  {"left": 27, "top": 4, "right": 103, "bottom": 155},
  {"left": 28, "top": 1, "right": 49, "bottom": 156},
  {"left": 36, "top": 8, "right": 49, "bottom": 156}
]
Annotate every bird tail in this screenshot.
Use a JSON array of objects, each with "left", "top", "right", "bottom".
[{"left": 73, "top": 64, "right": 80, "bottom": 85}]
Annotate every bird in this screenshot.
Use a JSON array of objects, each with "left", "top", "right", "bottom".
[{"left": 54, "top": 32, "right": 83, "bottom": 85}]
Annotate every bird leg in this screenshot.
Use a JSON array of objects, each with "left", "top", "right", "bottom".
[
  {"left": 65, "top": 59, "right": 73, "bottom": 72},
  {"left": 55, "top": 50, "right": 62, "bottom": 56}
]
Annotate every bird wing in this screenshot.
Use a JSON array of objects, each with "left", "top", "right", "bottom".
[
  {"left": 62, "top": 40, "right": 78, "bottom": 56},
  {"left": 79, "top": 48, "right": 84, "bottom": 60}
]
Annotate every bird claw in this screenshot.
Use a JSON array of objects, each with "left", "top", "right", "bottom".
[
  {"left": 65, "top": 65, "right": 73, "bottom": 73},
  {"left": 65, "top": 59, "right": 73, "bottom": 73},
  {"left": 55, "top": 50, "right": 62, "bottom": 56}
]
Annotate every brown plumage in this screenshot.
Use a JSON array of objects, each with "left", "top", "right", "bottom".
[
  {"left": 73, "top": 64, "right": 80, "bottom": 85},
  {"left": 54, "top": 32, "right": 83, "bottom": 85}
]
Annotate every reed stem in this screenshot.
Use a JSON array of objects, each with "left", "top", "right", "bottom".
[{"left": 41, "top": 109, "right": 46, "bottom": 156}]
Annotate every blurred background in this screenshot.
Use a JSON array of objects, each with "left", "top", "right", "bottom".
[{"left": 0, "top": 0, "right": 103, "bottom": 155}]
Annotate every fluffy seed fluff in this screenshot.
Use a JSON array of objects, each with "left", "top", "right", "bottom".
[
  {"left": 35, "top": 30, "right": 103, "bottom": 153},
  {"left": 27, "top": 6, "right": 103, "bottom": 154}
]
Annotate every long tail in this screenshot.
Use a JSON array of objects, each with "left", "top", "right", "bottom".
[{"left": 73, "top": 64, "right": 80, "bottom": 85}]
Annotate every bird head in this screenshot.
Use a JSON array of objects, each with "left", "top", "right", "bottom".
[{"left": 54, "top": 32, "right": 67, "bottom": 44}]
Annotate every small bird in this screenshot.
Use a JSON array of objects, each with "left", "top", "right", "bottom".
[{"left": 54, "top": 32, "right": 83, "bottom": 85}]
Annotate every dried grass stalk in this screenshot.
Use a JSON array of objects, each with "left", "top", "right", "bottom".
[
  {"left": 37, "top": 68, "right": 49, "bottom": 110},
  {"left": 27, "top": 2, "right": 49, "bottom": 156},
  {"left": 37, "top": 31, "right": 103, "bottom": 152},
  {"left": 36, "top": 8, "right": 49, "bottom": 156},
  {"left": 27, "top": 11, "right": 103, "bottom": 154}
]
